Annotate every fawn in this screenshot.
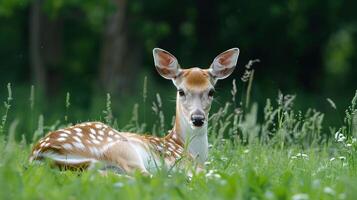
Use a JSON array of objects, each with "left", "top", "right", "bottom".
[{"left": 29, "top": 47, "right": 239, "bottom": 175}]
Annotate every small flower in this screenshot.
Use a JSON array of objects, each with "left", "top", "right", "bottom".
[
  {"left": 330, "top": 157, "right": 336, "bottom": 162},
  {"left": 345, "top": 143, "right": 352, "bottom": 147},
  {"left": 335, "top": 131, "right": 341, "bottom": 140},
  {"left": 323, "top": 187, "right": 335, "bottom": 195},
  {"left": 294, "top": 153, "right": 309, "bottom": 160},
  {"left": 292, "top": 193, "right": 309, "bottom": 200},
  {"left": 114, "top": 182, "right": 124, "bottom": 188},
  {"left": 204, "top": 161, "right": 211, "bottom": 166},
  {"left": 205, "top": 169, "right": 221, "bottom": 179},
  {"left": 337, "top": 136, "right": 346, "bottom": 142},
  {"left": 339, "top": 156, "right": 346, "bottom": 161},
  {"left": 243, "top": 149, "right": 249, "bottom": 154}
]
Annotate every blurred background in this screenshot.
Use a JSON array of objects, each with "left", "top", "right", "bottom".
[{"left": 0, "top": 0, "right": 356, "bottom": 133}]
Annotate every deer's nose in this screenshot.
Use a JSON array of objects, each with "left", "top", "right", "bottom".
[{"left": 191, "top": 112, "right": 205, "bottom": 127}]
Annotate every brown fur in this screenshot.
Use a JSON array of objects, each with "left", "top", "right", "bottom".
[{"left": 181, "top": 69, "right": 210, "bottom": 89}]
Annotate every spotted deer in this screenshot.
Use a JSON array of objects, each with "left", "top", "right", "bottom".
[{"left": 29, "top": 47, "right": 240, "bottom": 175}]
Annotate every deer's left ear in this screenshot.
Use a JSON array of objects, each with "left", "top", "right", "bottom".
[{"left": 209, "top": 48, "right": 239, "bottom": 80}]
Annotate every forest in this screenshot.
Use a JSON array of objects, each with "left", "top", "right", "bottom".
[{"left": 0, "top": 1, "right": 356, "bottom": 199}]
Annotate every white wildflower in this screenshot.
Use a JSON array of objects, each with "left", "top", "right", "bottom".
[
  {"left": 243, "top": 149, "right": 250, "bottom": 154},
  {"left": 205, "top": 169, "right": 221, "bottom": 179},
  {"left": 114, "top": 182, "right": 124, "bottom": 188},
  {"left": 312, "top": 179, "right": 320, "bottom": 188},
  {"left": 345, "top": 143, "right": 352, "bottom": 147},
  {"left": 292, "top": 193, "right": 309, "bottom": 200},
  {"left": 330, "top": 157, "right": 336, "bottom": 162},
  {"left": 323, "top": 187, "right": 335, "bottom": 195}
]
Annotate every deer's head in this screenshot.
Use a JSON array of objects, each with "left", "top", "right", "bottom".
[{"left": 153, "top": 48, "right": 239, "bottom": 129}]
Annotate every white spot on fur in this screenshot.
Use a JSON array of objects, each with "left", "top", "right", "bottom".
[
  {"left": 107, "top": 137, "right": 113, "bottom": 142},
  {"left": 45, "top": 143, "right": 50, "bottom": 147},
  {"left": 89, "top": 147, "right": 101, "bottom": 157},
  {"left": 57, "top": 137, "right": 66, "bottom": 142},
  {"left": 98, "top": 130, "right": 104, "bottom": 135},
  {"left": 97, "top": 136, "right": 103, "bottom": 141},
  {"left": 59, "top": 133, "right": 68, "bottom": 137},
  {"left": 73, "top": 142, "right": 85, "bottom": 150},
  {"left": 74, "top": 128, "right": 82, "bottom": 132},
  {"left": 62, "top": 130, "right": 71, "bottom": 134},
  {"left": 62, "top": 143, "right": 73, "bottom": 150},
  {"left": 45, "top": 137, "right": 50, "bottom": 141},
  {"left": 90, "top": 128, "right": 96, "bottom": 135},
  {"left": 92, "top": 139, "right": 100, "bottom": 145},
  {"left": 76, "top": 132, "right": 83, "bottom": 137},
  {"left": 73, "top": 136, "right": 81, "bottom": 143},
  {"left": 89, "top": 134, "right": 96, "bottom": 139},
  {"left": 108, "top": 130, "right": 114, "bottom": 136},
  {"left": 95, "top": 124, "right": 103, "bottom": 129}
]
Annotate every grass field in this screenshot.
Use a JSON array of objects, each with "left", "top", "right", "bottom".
[{"left": 0, "top": 82, "right": 356, "bottom": 200}]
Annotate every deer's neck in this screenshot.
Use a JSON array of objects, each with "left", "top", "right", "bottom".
[{"left": 170, "top": 103, "right": 208, "bottom": 164}]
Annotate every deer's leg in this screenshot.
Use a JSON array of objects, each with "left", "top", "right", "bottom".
[{"left": 103, "top": 141, "right": 151, "bottom": 176}]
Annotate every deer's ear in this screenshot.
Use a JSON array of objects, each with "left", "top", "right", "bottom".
[
  {"left": 209, "top": 48, "right": 239, "bottom": 80},
  {"left": 153, "top": 48, "right": 181, "bottom": 79}
]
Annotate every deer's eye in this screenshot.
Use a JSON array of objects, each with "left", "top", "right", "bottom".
[
  {"left": 208, "top": 89, "right": 215, "bottom": 97},
  {"left": 178, "top": 89, "right": 185, "bottom": 97}
]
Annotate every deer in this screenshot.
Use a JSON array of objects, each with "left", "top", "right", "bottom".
[{"left": 29, "top": 47, "right": 240, "bottom": 176}]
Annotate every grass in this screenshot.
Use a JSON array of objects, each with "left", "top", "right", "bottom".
[{"left": 0, "top": 77, "right": 356, "bottom": 199}]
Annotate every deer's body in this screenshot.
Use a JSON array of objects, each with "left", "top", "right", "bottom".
[
  {"left": 30, "top": 122, "right": 188, "bottom": 173},
  {"left": 30, "top": 47, "right": 239, "bottom": 175}
]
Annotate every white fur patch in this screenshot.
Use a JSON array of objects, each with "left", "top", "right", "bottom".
[
  {"left": 73, "top": 142, "right": 85, "bottom": 150},
  {"left": 59, "top": 133, "right": 68, "bottom": 137},
  {"left": 62, "top": 143, "right": 73, "bottom": 150},
  {"left": 41, "top": 152, "right": 94, "bottom": 164},
  {"left": 57, "top": 137, "right": 66, "bottom": 142},
  {"left": 76, "top": 132, "right": 83, "bottom": 137},
  {"left": 92, "top": 139, "right": 100, "bottom": 145},
  {"left": 73, "top": 136, "right": 81, "bottom": 143},
  {"left": 74, "top": 128, "right": 82, "bottom": 132},
  {"left": 95, "top": 124, "right": 103, "bottom": 129}
]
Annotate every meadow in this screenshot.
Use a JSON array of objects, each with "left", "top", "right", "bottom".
[{"left": 0, "top": 78, "right": 356, "bottom": 200}]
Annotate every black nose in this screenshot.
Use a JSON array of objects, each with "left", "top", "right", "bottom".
[{"left": 191, "top": 114, "right": 205, "bottom": 127}]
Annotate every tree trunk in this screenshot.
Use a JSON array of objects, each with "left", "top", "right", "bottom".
[
  {"left": 29, "top": 0, "right": 46, "bottom": 92},
  {"left": 99, "top": 0, "right": 140, "bottom": 94}
]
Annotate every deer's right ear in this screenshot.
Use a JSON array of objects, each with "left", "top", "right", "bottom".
[{"left": 153, "top": 48, "right": 181, "bottom": 79}]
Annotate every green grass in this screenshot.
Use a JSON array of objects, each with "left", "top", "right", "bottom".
[{"left": 0, "top": 81, "right": 356, "bottom": 199}]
